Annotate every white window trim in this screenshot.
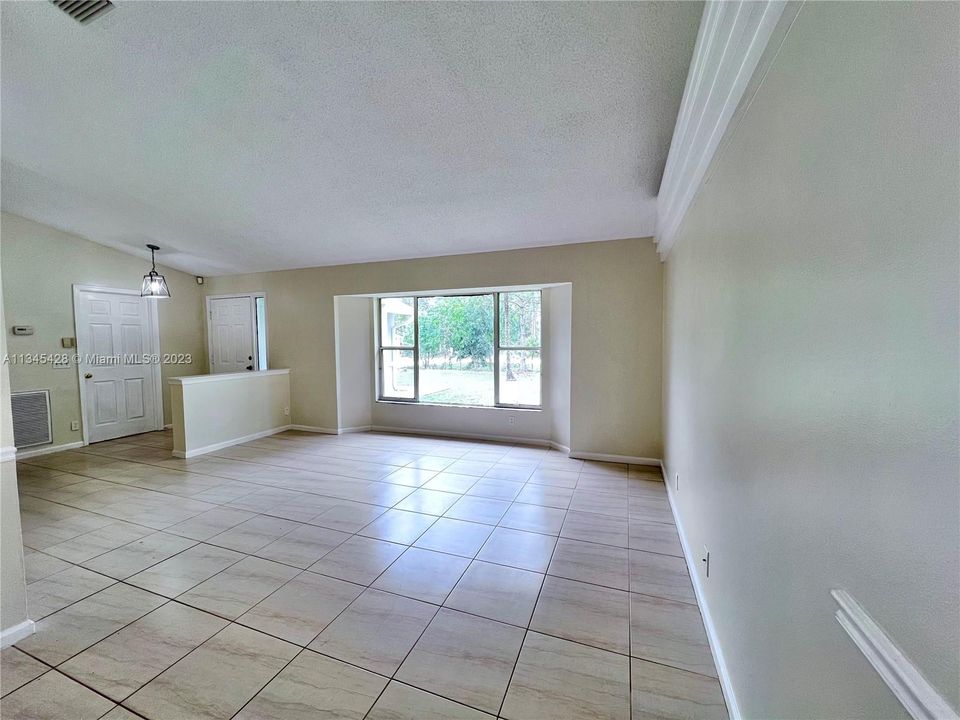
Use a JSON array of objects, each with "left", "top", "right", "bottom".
[{"left": 376, "top": 290, "right": 542, "bottom": 410}]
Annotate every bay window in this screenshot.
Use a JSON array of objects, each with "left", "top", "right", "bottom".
[{"left": 377, "top": 290, "right": 541, "bottom": 408}]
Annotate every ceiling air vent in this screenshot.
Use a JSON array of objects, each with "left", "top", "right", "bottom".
[{"left": 51, "top": 0, "right": 114, "bottom": 25}]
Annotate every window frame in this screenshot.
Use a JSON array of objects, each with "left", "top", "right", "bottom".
[
  {"left": 377, "top": 297, "right": 418, "bottom": 402},
  {"left": 376, "top": 290, "right": 542, "bottom": 409},
  {"left": 494, "top": 290, "right": 543, "bottom": 409}
]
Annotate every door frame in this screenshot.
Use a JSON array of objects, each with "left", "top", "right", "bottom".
[
  {"left": 72, "top": 284, "right": 165, "bottom": 446},
  {"left": 205, "top": 292, "right": 267, "bottom": 372}
]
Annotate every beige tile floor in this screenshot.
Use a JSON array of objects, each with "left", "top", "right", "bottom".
[{"left": 2, "top": 430, "right": 728, "bottom": 720}]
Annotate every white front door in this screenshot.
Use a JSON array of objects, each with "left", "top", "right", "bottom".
[
  {"left": 208, "top": 296, "right": 257, "bottom": 373},
  {"left": 74, "top": 288, "right": 161, "bottom": 443}
]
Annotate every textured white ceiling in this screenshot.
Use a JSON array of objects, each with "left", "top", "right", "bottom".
[{"left": 1, "top": 1, "right": 701, "bottom": 275}]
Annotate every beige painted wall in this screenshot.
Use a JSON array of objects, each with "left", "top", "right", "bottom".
[
  {"left": 546, "top": 284, "right": 572, "bottom": 449},
  {"left": 334, "top": 297, "right": 374, "bottom": 431},
  {"left": 0, "top": 213, "right": 207, "bottom": 447},
  {"left": 170, "top": 370, "right": 290, "bottom": 457},
  {"left": 662, "top": 3, "right": 959, "bottom": 718},
  {"left": 0, "top": 261, "right": 29, "bottom": 638},
  {"left": 206, "top": 238, "right": 663, "bottom": 458}
]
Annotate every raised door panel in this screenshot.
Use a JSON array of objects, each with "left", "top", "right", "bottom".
[
  {"left": 121, "top": 323, "right": 144, "bottom": 359},
  {"left": 90, "top": 323, "right": 115, "bottom": 356},
  {"left": 124, "top": 378, "right": 146, "bottom": 420},
  {"left": 93, "top": 380, "right": 120, "bottom": 426}
]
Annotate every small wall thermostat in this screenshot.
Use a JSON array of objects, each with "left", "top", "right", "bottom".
[{"left": 12, "top": 325, "right": 34, "bottom": 336}]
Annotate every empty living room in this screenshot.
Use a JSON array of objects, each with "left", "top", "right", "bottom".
[{"left": 0, "top": 1, "right": 957, "bottom": 719}]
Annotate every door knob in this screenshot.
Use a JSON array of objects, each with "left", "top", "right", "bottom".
[
  {"left": 84, "top": 373, "right": 93, "bottom": 379},
  {"left": 246, "top": 365, "right": 253, "bottom": 371}
]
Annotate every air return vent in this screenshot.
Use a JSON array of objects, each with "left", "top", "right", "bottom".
[
  {"left": 51, "top": 0, "right": 114, "bottom": 25},
  {"left": 11, "top": 391, "right": 52, "bottom": 449}
]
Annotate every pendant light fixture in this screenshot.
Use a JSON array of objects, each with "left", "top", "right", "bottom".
[{"left": 141, "top": 244, "right": 171, "bottom": 298}]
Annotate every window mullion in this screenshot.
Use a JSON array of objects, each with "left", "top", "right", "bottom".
[
  {"left": 413, "top": 296, "right": 420, "bottom": 402},
  {"left": 493, "top": 292, "right": 500, "bottom": 405}
]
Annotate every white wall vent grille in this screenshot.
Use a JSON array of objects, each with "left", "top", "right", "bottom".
[
  {"left": 11, "top": 391, "right": 53, "bottom": 448},
  {"left": 51, "top": 0, "right": 114, "bottom": 25}
]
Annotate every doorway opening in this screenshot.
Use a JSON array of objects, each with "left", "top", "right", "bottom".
[
  {"left": 206, "top": 293, "right": 268, "bottom": 374},
  {"left": 72, "top": 284, "right": 164, "bottom": 444}
]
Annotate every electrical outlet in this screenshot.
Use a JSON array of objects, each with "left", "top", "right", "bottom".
[
  {"left": 283, "top": 407, "right": 290, "bottom": 416},
  {"left": 507, "top": 416, "right": 515, "bottom": 425},
  {"left": 702, "top": 545, "right": 710, "bottom": 578},
  {"left": 70, "top": 420, "right": 80, "bottom": 431}
]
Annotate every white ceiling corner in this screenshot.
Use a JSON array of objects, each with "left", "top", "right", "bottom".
[{"left": 1, "top": 1, "right": 702, "bottom": 275}]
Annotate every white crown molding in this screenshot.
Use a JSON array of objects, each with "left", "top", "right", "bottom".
[
  {"left": 655, "top": 0, "right": 802, "bottom": 259},
  {"left": 833, "top": 590, "right": 959, "bottom": 720}
]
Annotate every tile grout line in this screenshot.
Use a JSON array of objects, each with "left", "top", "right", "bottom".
[
  {"left": 493, "top": 461, "right": 580, "bottom": 718},
  {"left": 11, "top": 642, "right": 146, "bottom": 716},
  {"left": 513, "top": 462, "right": 605, "bottom": 706},
  {"left": 25, "top": 498, "right": 675, "bottom": 607},
  {"left": 16, "top": 430, "right": 712, "bottom": 719},
  {"left": 221, "top": 446, "right": 518, "bottom": 719},
  {"left": 21, "top": 543, "right": 709, "bottom": 711}
]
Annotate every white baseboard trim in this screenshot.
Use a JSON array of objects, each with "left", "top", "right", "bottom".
[
  {"left": 663, "top": 462, "right": 741, "bottom": 719},
  {"left": 832, "top": 589, "right": 958, "bottom": 720},
  {"left": 370, "top": 425, "right": 552, "bottom": 448},
  {"left": 288, "top": 425, "right": 341, "bottom": 435},
  {"left": 569, "top": 451, "right": 662, "bottom": 467},
  {"left": 338, "top": 425, "right": 373, "bottom": 434},
  {"left": 288, "top": 425, "right": 372, "bottom": 435},
  {"left": 173, "top": 425, "right": 293, "bottom": 459},
  {"left": 264, "top": 424, "right": 657, "bottom": 463},
  {"left": 16, "top": 441, "right": 85, "bottom": 460},
  {"left": 1, "top": 619, "right": 35, "bottom": 648},
  {"left": 1, "top": 445, "right": 17, "bottom": 463}
]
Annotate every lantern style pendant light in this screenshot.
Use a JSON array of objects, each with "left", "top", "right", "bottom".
[{"left": 141, "top": 244, "right": 171, "bottom": 298}]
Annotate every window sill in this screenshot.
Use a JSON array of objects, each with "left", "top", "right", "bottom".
[{"left": 376, "top": 400, "right": 542, "bottom": 412}]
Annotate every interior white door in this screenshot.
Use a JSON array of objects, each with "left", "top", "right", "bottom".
[
  {"left": 208, "top": 296, "right": 257, "bottom": 373},
  {"left": 75, "top": 289, "right": 160, "bottom": 443}
]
